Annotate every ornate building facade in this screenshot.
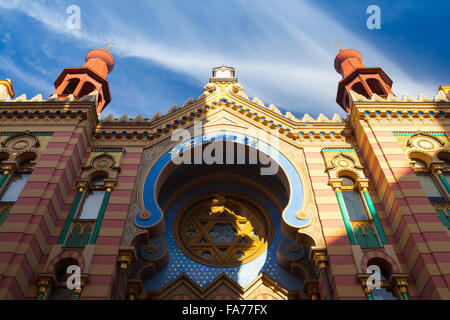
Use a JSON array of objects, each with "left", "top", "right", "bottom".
[{"left": 0, "top": 47, "right": 448, "bottom": 300}]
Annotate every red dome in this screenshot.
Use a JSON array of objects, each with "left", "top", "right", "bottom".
[
  {"left": 334, "top": 49, "right": 363, "bottom": 73},
  {"left": 85, "top": 48, "right": 115, "bottom": 73}
]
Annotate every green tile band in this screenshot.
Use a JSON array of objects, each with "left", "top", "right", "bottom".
[
  {"left": 363, "top": 191, "right": 388, "bottom": 244},
  {"left": 90, "top": 191, "right": 111, "bottom": 244},
  {"left": 72, "top": 292, "right": 80, "bottom": 300},
  {"left": 0, "top": 132, "right": 53, "bottom": 136},
  {"left": 392, "top": 131, "right": 445, "bottom": 136},
  {"left": 365, "top": 291, "right": 374, "bottom": 300},
  {"left": 335, "top": 191, "right": 357, "bottom": 245},
  {"left": 36, "top": 291, "right": 44, "bottom": 300},
  {"left": 0, "top": 208, "right": 10, "bottom": 226},
  {"left": 437, "top": 173, "right": 450, "bottom": 195},
  {"left": 400, "top": 291, "right": 410, "bottom": 300},
  {"left": 58, "top": 191, "right": 83, "bottom": 244},
  {"left": 0, "top": 173, "right": 8, "bottom": 189},
  {"left": 90, "top": 148, "right": 125, "bottom": 153},
  {"left": 435, "top": 208, "right": 450, "bottom": 229},
  {"left": 322, "top": 148, "right": 356, "bottom": 152}
]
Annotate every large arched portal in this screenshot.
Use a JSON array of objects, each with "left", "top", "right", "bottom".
[{"left": 130, "top": 131, "right": 316, "bottom": 299}]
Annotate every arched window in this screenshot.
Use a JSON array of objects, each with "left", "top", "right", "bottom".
[
  {"left": 411, "top": 158, "right": 446, "bottom": 202},
  {"left": 47, "top": 258, "right": 78, "bottom": 300},
  {"left": 367, "top": 78, "right": 386, "bottom": 96},
  {"left": 351, "top": 82, "right": 370, "bottom": 99},
  {"left": 78, "top": 81, "right": 96, "bottom": 98},
  {"left": 367, "top": 257, "right": 397, "bottom": 300},
  {"left": 0, "top": 159, "right": 34, "bottom": 202},
  {"left": 61, "top": 172, "right": 112, "bottom": 248},
  {"left": 337, "top": 174, "right": 384, "bottom": 248},
  {"left": 62, "top": 78, "right": 80, "bottom": 95}
]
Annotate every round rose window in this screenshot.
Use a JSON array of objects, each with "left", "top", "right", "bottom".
[{"left": 173, "top": 194, "right": 273, "bottom": 267}]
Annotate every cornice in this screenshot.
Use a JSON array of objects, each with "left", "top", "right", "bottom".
[
  {"left": 92, "top": 99, "right": 353, "bottom": 146},
  {"left": 93, "top": 82, "right": 351, "bottom": 145},
  {"left": 0, "top": 101, "right": 98, "bottom": 125},
  {"left": 348, "top": 89, "right": 450, "bottom": 124}
]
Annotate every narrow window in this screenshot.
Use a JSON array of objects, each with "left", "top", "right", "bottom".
[
  {"left": 342, "top": 190, "right": 368, "bottom": 220},
  {"left": 416, "top": 174, "right": 445, "bottom": 201},
  {"left": 411, "top": 158, "right": 445, "bottom": 201},
  {"left": 0, "top": 173, "right": 30, "bottom": 202},
  {"left": 78, "top": 190, "right": 105, "bottom": 220},
  {"left": 0, "top": 159, "right": 34, "bottom": 202}
]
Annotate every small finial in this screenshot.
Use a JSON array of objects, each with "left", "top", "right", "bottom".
[
  {"left": 106, "top": 41, "right": 115, "bottom": 49},
  {"left": 333, "top": 41, "right": 342, "bottom": 50}
]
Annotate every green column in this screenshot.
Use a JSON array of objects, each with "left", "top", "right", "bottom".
[
  {"left": 36, "top": 291, "right": 45, "bottom": 300},
  {"left": 58, "top": 190, "right": 84, "bottom": 244},
  {"left": 365, "top": 291, "right": 375, "bottom": 300},
  {"left": 36, "top": 278, "right": 50, "bottom": 300},
  {"left": 362, "top": 190, "right": 388, "bottom": 244},
  {"left": 90, "top": 190, "right": 111, "bottom": 244},
  {"left": 400, "top": 291, "right": 410, "bottom": 300},
  {"left": 437, "top": 173, "right": 450, "bottom": 195},
  {"left": 335, "top": 190, "right": 357, "bottom": 245},
  {"left": 0, "top": 173, "right": 8, "bottom": 189}
]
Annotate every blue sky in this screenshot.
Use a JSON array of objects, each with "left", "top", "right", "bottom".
[{"left": 0, "top": 0, "right": 448, "bottom": 119}]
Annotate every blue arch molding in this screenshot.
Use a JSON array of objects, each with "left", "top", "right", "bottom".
[{"left": 135, "top": 131, "right": 309, "bottom": 229}]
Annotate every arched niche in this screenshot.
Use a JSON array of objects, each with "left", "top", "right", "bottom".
[{"left": 134, "top": 131, "right": 309, "bottom": 240}]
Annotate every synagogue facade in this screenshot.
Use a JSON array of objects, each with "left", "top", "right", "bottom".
[{"left": 0, "top": 47, "right": 448, "bottom": 300}]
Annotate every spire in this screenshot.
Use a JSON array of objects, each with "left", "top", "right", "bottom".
[
  {"left": 53, "top": 48, "right": 115, "bottom": 114},
  {"left": 334, "top": 48, "right": 394, "bottom": 112}
]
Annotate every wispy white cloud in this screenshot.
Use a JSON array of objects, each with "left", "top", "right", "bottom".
[
  {"left": 0, "top": 0, "right": 438, "bottom": 117},
  {"left": 0, "top": 55, "right": 52, "bottom": 92}
]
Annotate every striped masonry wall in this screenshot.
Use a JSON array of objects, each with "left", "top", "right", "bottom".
[
  {"left": 353, "top": 119, "right": 450, "bottom": 300},
  {"left": 303, "top": 146, "right": 365, "bottom": 300},
  {"left": 0, "top": 122, "right": 91, "bottom": 299},
  {"left": 80, "top": 147, "right": 142, "bottom": 299}
]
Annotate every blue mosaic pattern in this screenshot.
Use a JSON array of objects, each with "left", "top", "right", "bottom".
[{"left": 142, "top": 184, "right": 304, "bottom": 291}]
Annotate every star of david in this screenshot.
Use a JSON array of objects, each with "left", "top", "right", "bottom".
[{"left": 185, "top": 205, "right": 259, "bottom": 263}]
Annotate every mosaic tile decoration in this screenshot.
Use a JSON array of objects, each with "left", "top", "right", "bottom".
[{"left": 142, "top": 183, "right": 304, "bottom": 291}]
